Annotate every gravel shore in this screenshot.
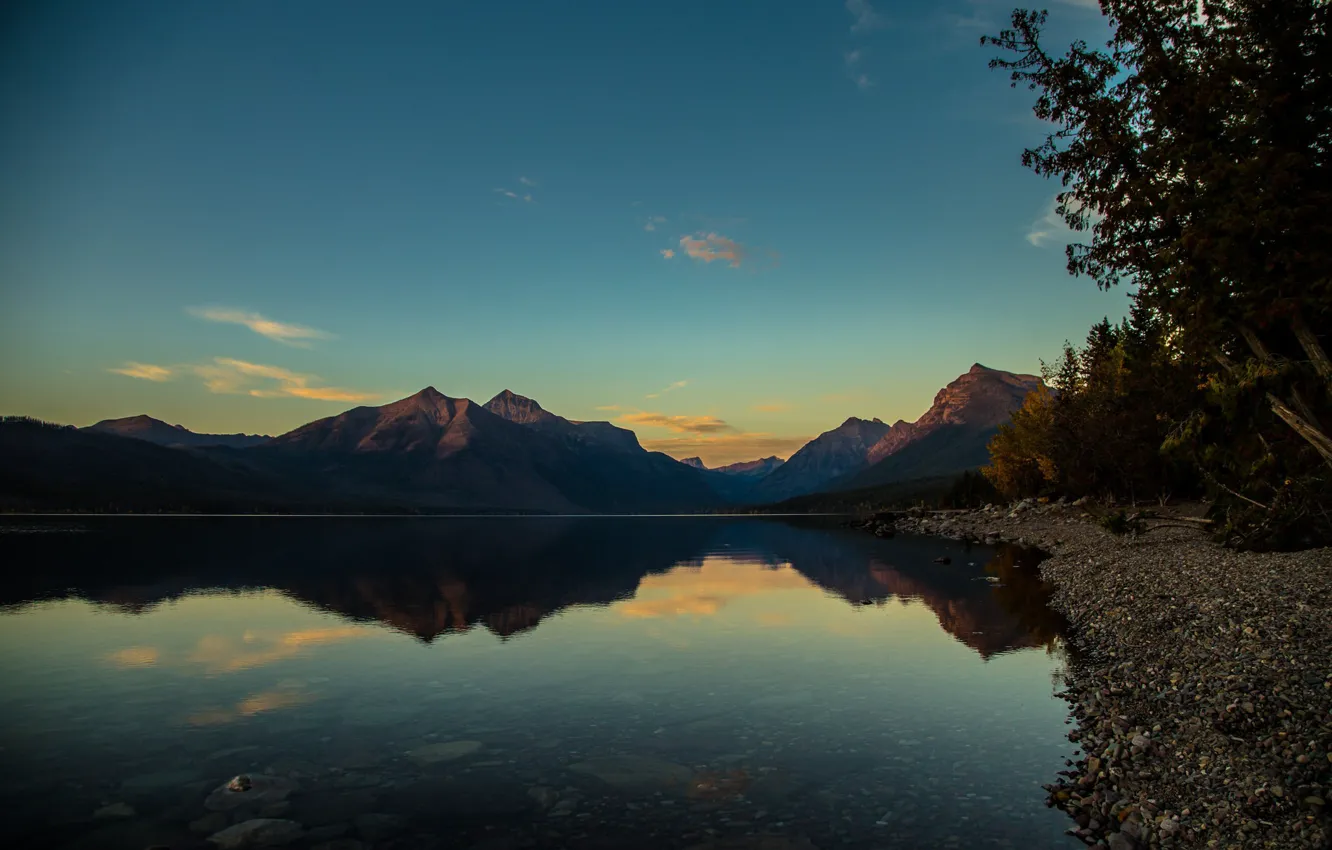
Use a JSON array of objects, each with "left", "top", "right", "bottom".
[{"left": 854, "top": 501, "right": 1331, "bottom": 850}]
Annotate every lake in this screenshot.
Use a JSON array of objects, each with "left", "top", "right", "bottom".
[{"left": 0, "top": 516, "right": 1077, "bottom": 850}]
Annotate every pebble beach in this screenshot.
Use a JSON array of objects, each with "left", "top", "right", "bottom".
[{"left": 856, "top": 501, "right": 1332, "bottom": 850}]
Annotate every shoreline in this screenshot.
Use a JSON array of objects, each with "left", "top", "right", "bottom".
[{"left": 852, "top": 502, "right": 1331, "bottom": 850}]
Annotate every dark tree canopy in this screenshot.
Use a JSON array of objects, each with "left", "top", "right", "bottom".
[{"left": 985, "top": 0, "right": 1331, "bottom": 547}]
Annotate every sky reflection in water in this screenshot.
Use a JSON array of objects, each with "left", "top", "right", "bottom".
[{"left": 0, "top": 517, "right": 1077, "bottom": 849}]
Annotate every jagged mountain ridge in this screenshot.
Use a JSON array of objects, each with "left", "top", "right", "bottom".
[
  {"left": 747, "top": 364, "right": 1041, "bottom": 502},
  {"left": 832, "top": 364, "right": 1041, "bottom": 492},
  {"left": 268, "top": 387, "right": 721, "bottom": 513},
  {"left": 749, "top": 417, "right": 894, "bottom": 502}
]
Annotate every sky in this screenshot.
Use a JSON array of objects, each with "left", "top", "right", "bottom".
[{"left": 0, "top": 0, "right": 1127, "bottom": 465}]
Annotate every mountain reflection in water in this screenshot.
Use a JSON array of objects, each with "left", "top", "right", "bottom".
[
  {"left": 0, "top": 516, "right": 1077, "bottom": 850},
  {"left": 0, "top": 516, "right": 1065, "bottom": 658}
]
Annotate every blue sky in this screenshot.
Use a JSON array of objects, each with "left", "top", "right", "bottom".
[{"left": 0, "top": 0, "right": 1124, "bottom": 464}]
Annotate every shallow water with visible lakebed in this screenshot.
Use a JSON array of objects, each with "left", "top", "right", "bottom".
[{"left": 0, "top": 516, "right": 1078, "bottom": 849}]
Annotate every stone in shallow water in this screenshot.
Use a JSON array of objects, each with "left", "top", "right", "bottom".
[
  {"left": 204, "top": 774, "right": 298, "bottom": 812},
  {"left": 93, "top": 801, "right": 135, "bottom": 819},
  {"left": 191, "top": 812, "right": 231, "bottom": 834},
  {"left": 567, "top": 755, "right": 694, "bottom": 790},
  {"left": 354, "top": 812, "right": 405, "bottom": 842},
  {"left": 207, "top": 818, "right": 304, "bottom": 848},
  {"left": 406, "top": 740, "right": 484, "bottom": 764}
]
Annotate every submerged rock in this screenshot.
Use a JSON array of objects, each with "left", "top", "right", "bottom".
[
  {"left": 93, "top": 801, "right": 135, "bottom": 820},
  {"left": 204, "top": 774, "right": 298, "bottom": 812},
  {"left": 568, "top": 755, "right": 694, "bottom": 790},
  {"left": 405, "top": 740, "right": 484, "bottom": 765},
  {"left": 207, "top": 818, "right": 303, "bottom": 848}
]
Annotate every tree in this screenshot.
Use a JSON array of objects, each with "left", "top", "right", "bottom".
[{"left": 983, "top": 0, "right": 1332, "bottom": 466}]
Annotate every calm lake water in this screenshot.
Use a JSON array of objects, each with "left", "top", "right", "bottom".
[{"left": 0, "top": 516, "right": 1077, "bottom": 850}]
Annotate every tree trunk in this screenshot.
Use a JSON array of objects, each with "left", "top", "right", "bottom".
[
  {"left": 1291, "top": 311, "right": 1332, "bottom": 385},
  {"left": 1267, "top": 393, "right": 1332, "bottom": 468},
  {"left": 1219, "top": 341, "right": 1332, "bottom": 470}
]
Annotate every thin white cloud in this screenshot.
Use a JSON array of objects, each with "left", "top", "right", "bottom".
[
  {"left": 192, "top": 358, "right": 377, "bottom": 403},
  {"left": 187, "top": 307, "right": 332, "bottom": 348},
  {"left": 847, "top": 0, "right": 885, "bottom": 33},
  {"left": 595, "top": 404, "right": 622, "bottom": 412},
  {"left": 854, "top": 73, "right": 873, "bottom": 91},
  {"left": 660, "top": 248, "right": 676, "bottom": 259},
  {"left": 646, "top": 380, "right": 688, "bottom": 399},
  {"left": 518, "top": 176, "right": 537, "bottom": 186},
  {"left": 644, "top": 215, "right": 667, "bottom": 232},
  {"left": 494, "top": 187, "right": 534, "bottom": 203},
  {"left": 844, "top": 49, "right": 862, "bottom": 66},
  {"left": 1027, "top": 193, "right": 1100, "bottom": 247},
  {"left": 949, "top": 13, "right": 994, "bottom": 30},
  {"left": 109, "top": 362, "right": 174, "bottom": 382},
  {"left": 679, "top": 232, "right": 747, "bottom": 268}
]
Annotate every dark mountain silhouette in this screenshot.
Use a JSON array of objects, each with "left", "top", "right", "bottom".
[
  {"left": 85, "top": 415, "right": 270, "bottom": 448},
  {"left": 713, "top": 456, "right": 785, "bottom": 477},
  {"left": 680, "top": 457, "right": 707, "bottom": 469}
]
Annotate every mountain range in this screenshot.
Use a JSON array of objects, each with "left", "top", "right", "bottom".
[{"left": 0, "top": 364, "right": 1041, "bottom": 513}]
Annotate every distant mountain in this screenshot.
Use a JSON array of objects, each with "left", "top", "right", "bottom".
[
  {"left": 85, "top": 415, "right": 270, "bottom": 449},
  {"left": 483, "top": 390, "right": 642, "bottom": 453},
  {"left": 680, "top": 457, "right": 707, "bottom": 469},
  {"left": 268, "top": 387, "right": 721, "bottom": 513},
  {"left": 749, "top": 417, "right": 894, "bottom": 502},
  {"left": 832, "top": 364, "right": 1041, "bottom": 492},
  {"left": 713, "top": 456, "right": 785, "bottom": 478}
]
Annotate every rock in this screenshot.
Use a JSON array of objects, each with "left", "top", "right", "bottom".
[
  {"left": 305, "top": 823, "right": 351, "bottom": 842},
  {"left": 933, "top": 556, "right": 951, "bottom": 565},
  {"left": 1106, "top": 832, "right": 1136, "bottom": 850},
  {"left": 207, "top": 818, "right": 304, "bottom": 848},
  {"left": 312, "top": 841, "right": 366, "bottom": 850},
  {"left": 228, "top": 775, "right": 254, "bottom": 792},
  {"left": 93, "top": 802, "right": 136, "bottom": 820},
  {"left": 354, "top": 813, "right": 404, "bottom": 842},
  {"left": 527, "top": 786, "right": 559, "bottom": 810},
  {"left": 405, "top": 740, "right": 484, "bottom": 765},
  {"left": 567, "top": 755, "right": 694, "bottom": 790},
  {"left": 1130, "top": 734, "right": 1150, "bottom": 749},
  {"left": 190, "top": 812, "right": 231, "bottom": 835},
  {"left": 204, "top": 774, "right": 298, "bottom": 812}
]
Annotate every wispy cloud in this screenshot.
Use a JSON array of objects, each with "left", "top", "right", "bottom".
[
  {"left": 1027, "top": 193, "right": 1100, "bottom": 247},
  {"left": 109, "top": 362, "right": 174, "bottom": 382},
  {"left": 494, "top": 187, "right": 535, "bottom": 203},
  {"left": 679, "top": 232, "right": 747, "bottom": 268},
  {"left": 640, "top": 433, "right": 812, "bottom": 466},
  {"left": 518, "top": 176, "right": 537, "bottom": 187},
  {"left": 644, "top": 215, "right": 667, "bottom": 232},
  {"left": 847, "top": 0, "right": 885, "bottom": 33},
  {"left": 752, "top": 402, "right": 791, "bottom": 413},
  {"left": 660, "top": 248, "right": 676, "bottom": 259},
  {"left": 595, "top": 404, "right": 622, "bottom": 412},
  {"left": 192, "top": 358, "right": 378, "bottom": 403},
  {"left": 617, "top": 411, "right": 734, "bottom": 435},
  {"left": 187, "top": 307, "right": 333, "bottom": 348},
  {"left": 852, "top": 73, "right": 873, "bottom": 91},
  {"left": 645, "top": 380, "right": 688, "bottom": 399},
  {"left": 949, "top": 12, "right": 995, "bottom": 30},
  {"left": 844, "top": 48, "right": 863, "bottom": 66}
]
